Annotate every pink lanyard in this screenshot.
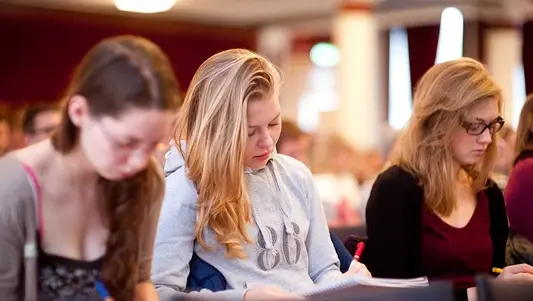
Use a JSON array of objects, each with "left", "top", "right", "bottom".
[{"left": 22, "top": 164, "right": 44, "bottom": 237}]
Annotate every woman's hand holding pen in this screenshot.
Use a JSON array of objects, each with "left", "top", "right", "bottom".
[
  {"left": 344, "top": 261, "right": 372, "bottom": 277},
  {"left": 343, "top": 242, "right": 372, "bottom": 278},
  {"left": 244, "top": 286, "right": 304, "bottom": 301},
  {"left": 496, "top": 264, "right": 533, "bottom": 282}
]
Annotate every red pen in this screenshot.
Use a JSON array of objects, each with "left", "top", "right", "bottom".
[{"left": 353, "top": 241, "right": 366, "bottom": 261}]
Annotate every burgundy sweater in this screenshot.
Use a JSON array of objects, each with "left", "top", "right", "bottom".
[{"left": 505, "top": 150, "right": 533, "bottom": 243}]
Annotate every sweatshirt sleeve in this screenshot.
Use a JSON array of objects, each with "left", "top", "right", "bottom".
[
  {"left": 0, "top": 159, "right": 32, "bottom": 301},
  {"left": 0, "top": 194, "right": 25, "bottom": 301},
  {"left": 151, "top": 167, "right": 247, "bottom": 301},
  {"left": 303, "top": 168, "right": 344, "bottom": 284}
]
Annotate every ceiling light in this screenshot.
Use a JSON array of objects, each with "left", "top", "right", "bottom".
[
  {"left": 310, "top": 42, "right": 340, "bottom": 68},
  {"left": 114, "top": 0, "right": 176, "bottom": 13}
]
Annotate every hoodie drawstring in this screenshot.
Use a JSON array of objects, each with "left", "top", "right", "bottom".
[{"left": 268, "top": 163, "right": 295, "bottom": 235}]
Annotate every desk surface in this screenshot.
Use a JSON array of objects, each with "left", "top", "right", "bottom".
[{"left": 306, "top": 282, "right": 454, "bottom": 301}]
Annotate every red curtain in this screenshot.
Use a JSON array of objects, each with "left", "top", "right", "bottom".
[
  {"left": 522, "top": 21, "right": 533, "bottom": 95},
  {"left": 406, "top": 25, "right": 440, "bottom": 94},
  {"left": 0, "top": 8, "right": 256, "bottom": 105},
  {"left": 462, "top": 21, "right": 488, "bottom": 63}
]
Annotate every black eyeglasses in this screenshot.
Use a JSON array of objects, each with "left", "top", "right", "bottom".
[
  {"left": 33, "top": 125, "right": 57, "bottom": 136},
  {"left": 462, "top": 116, "right": 505, "bottom": 136}
]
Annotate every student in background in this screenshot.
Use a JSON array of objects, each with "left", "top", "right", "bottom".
[
  {"left": 152, "top": 49, "right": 370, "bottom": 301},
  {"left": 0, "top": 115, "right": 11, "bottom": 156},
  {"left": 505, "top": 94, "right": 533, "bottom": 266},
  {"left": 363, "top": 58, "right": 533, "bottom": 301},
  {"left": 22, "top": 102, "right": 61, "bottom": 146},
  {"left": 311, "top": 134, "right": 363, "bottom": 227},
  {"left": 276, "top": 119, "right": 311, "bottom": 166},
  {"left": 492, "top": 125, "right": 516, "bottom": 189},
  {"left": 0, "top": 35, "right": 181, "bottom": 301}
]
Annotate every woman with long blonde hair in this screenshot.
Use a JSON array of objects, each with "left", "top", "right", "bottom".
[
  {"left": 362, "top": 58, "right": 533, "bottom": 301},
  {"left": 151, "top": 49, "right": 370, "bottom": 301}
]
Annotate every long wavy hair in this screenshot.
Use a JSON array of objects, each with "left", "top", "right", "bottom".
[
  {"left": 174, "top": 49, "right": 281, "bottom": 259},
  {"left": 390, "top": 57, "right": 502, "bottom": 216},
  {"left": 515, "top": 94, "right": 533, "bottom": 155},
  {"left": 51, "top": 35, "right": 180, "bottom": 301}
]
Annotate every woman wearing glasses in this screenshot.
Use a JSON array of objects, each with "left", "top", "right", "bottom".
[
  {"left": 0, "top": 35, "right": 180, "bottom": 301},
  {"left": 361, "top": 58, "right": 533, "bottom": 301}
]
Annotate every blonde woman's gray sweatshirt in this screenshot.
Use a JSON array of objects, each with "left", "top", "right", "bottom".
[{"left": 151, "top": 144, "right": 343, "bottom": 301}]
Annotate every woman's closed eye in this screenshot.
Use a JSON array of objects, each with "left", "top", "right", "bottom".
[{"left": 466, "top": 122, "right": 485, "bottom": 132}]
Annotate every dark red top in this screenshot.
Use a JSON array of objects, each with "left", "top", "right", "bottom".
[
  {"left": 420, "top": 192, "right": 493, "bottom": 289},
  {"left": 505, "top": 156, "right": 533, "bottom": 243}
]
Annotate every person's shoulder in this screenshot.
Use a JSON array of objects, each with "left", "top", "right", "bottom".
[
  {"left": 375, "top": 165, "right": 419, "bottom": 188},
  {"left": 366, "top": 165, "right": 423, "bottom": 219},
  {"left": 160, "top": 154, "right": 199, "bottom": 210},
  {"left": 0, "top": 154, "right": 34, "bottom": 231},
  {"left": 368, "top": 165, "right": 423, "bottom": 207},
  {"left": 272, "top": 153, "right": 315, "bottom": 184},
  {"left": 511, "top": 157, "right": 533, "bottom": 177},
  {"left": 484, "top": 176, "right": 505, "bottom": 205},
  {"left": 274, "top": 153, "right": 307, "bottom": 168},
  {"left": 274, "top": 153, "right": 310, "bottom": 174},
  {"left": 0, "top": 154, "right": 34, "bottom": 198}
]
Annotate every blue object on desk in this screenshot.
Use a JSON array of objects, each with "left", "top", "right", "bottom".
[{"left": 95, "top": 280, "right": 110, "bottom": 300}]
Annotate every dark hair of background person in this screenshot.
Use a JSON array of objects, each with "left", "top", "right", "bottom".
[
  {"left": 276, "top": 119, "right": 306, "bottom": 150},
  {"left": 22, "top": 102, "right": 60, "bottom": 134}
]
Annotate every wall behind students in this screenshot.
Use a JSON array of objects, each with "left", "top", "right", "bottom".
[{"left": 0, "top": 4, "right": 256, "bottom": 105}]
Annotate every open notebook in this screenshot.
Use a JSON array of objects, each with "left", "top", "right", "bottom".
[{"left": 298, "top": 275, "right": 429, "bottom": 297}]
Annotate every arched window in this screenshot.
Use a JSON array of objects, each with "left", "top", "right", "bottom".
[
  {"left": 435, "top": 7, "right": 464, "bottom": 64},
  {"left": 388, "top": 27, "right": 412, "bottom": 130},
  {"left": 512, "top": 63, "right": 526, "bottom": 129}
]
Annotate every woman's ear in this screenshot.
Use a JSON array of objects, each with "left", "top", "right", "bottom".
[{"left": 68, "top": 95, "right": 90, "bottom": 127}]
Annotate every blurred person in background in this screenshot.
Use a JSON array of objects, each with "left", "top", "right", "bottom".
[
  {"left": 505, "top": 94, "right": 533, "bottom": 267},
  {"left": 355, "top": 125, "right": 402, "bottom": 222},
  {"left": 492, "top": 125, "right": 516, "bottom": 189},
  {"left": 353, "top": 149, "right": 384, "bottom": 222},
  {"left": 311, "top": 134, "right": 363, "bottom": 227},
  {"left": 22, "top": 102, "right": 61, "bottom": 146},
  {"left": 0, "top": 115, "right": 11, "bottom": 157},
  {"left": 276, "top": 119, "right": 311, "bottom": 166}
]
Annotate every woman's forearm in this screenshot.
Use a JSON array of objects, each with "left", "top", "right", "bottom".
[{"left": 135, "top": 282, "right": 159, "bottom": 301}]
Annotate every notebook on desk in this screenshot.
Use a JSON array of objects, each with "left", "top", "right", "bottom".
[{"left": 298, "top": 275, "right": 429, "bottom": 297}]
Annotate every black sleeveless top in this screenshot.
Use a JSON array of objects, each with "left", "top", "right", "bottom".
[{"left": 38, "top": 236, "right": 104, "bottom": 301}]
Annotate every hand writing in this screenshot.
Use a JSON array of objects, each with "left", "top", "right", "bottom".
[
  {"left": 343, "top": 260, "right": 372, "bottom": 277},
  {"left": 244, "top": 286, "right": 304, "bottom": 301},
  {"left": 497, "top": 264, "right": 533, "bottom": 282}
]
